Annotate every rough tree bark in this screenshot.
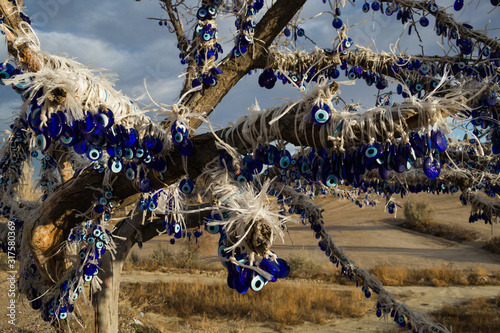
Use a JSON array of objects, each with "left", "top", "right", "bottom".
[{"left": 91, "top": 212, "right": 143, "bottom": 333}]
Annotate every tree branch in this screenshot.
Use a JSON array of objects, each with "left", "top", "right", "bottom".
[
  {"left": 386, "top": 0, "right": 500, "bottom": 54},
  {"left": 183, "top": 0, "right": 308, "bottom": 130}
]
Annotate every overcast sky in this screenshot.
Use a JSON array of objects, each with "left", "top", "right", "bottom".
[{"left": 0, "top": 0, "right": 497, "bottom": 133}]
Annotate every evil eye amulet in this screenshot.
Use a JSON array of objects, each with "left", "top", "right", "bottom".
[
  {"left": 180, "top": 178, "right": 194, "bottom": 194},
  {"left": 171, "top": 121, "right": 188, "bottom": 145},
  {"left": 423, "top": 157, "right": 441, "bottom": 179},
  {"left": 276, "top": 150, "right": 292, "bottom": 169},
  {"left": 311, "top": 104, "right": 331, "bottom": 125}
]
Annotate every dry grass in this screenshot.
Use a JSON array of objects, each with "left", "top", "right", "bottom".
[
  {"left": 121, "top": 281, "right": 372, "bottom": 325},
  {"left": 431, "top": 295, "right": 500, "bottom": 333},
  {"left": 402, "top": 199, "right": 478, "bottom": 243},
  {"left": 369, "top": 264, "right": 497, "bottom": 287},
  {"left": 287, "top": 250, "right": 499, "bottom": 287},
  {"left": 483, "top": 237, "right": 500, "bottom": 254},
  {"left": 123, "top": 235, "right": 221, "bottom": 272}
]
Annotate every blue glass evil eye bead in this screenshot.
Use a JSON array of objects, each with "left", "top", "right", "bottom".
[
  {"left": 180, "top": 178, "right": 194, "bottom": 194},
  {"left": 454, "top": 0, "right": 464, "bottom": 11},
  {"left": 428, "top": 2, "right": 438, "bottom": 13},
  {"left": 332, "top": 17, "right": 342, "bottom": 29},
  {"left": 197, "top": 7, "right": 208, "bottom": 20},
  {"left": 259, "top": 258, "right": 279, "bottom": 282},
  {"left": 95, "top": 110, "right": 114, "bottom": 129},
  {"left": 0, "top": 63, "right": 15, "bottom": 82},
  {"left": 277, "top": 150, "right": 292, "bottom": 169},
  {"left": 362, "top": 3, "right": 370, "bottom": 12},
  {"left": 423, "top": 157, "right": 441, "bottom": 179},
  {"left": 431, "top": 131, "right": 447, "bottom": 152},
  {"left": 109, "top": 158, "right": 123, "bottom": 173},
  {"left": 364, "top": 144, "right": 379, "bottom": 158},
  {"left": 87, "top": 146, "right": 102, "bottom": 161},
  {"left": 139, "top": 177, "right": 153, "bottom": 193},
  {"left": 311, "top": 103, "right": 331, "bottom": 125},
  {"left": 325, "top": 174, "right": 338, "bottom": 187},
  {"left": 35, "top": 134, "right": 50, "bottom": 151},
  {"left": 235, "top": 170, "right": 252, "bottom": 183},
  {"left": 250, "top": 274, "right": 266, "bottom": 291},
  {"left": 179, "top": 139, "right": 193, "bottom": 156},
  {"left": 207, "top": 224, "right": 219, "bottom": 234},
  {"left": 276, "top": 258, "right": 290, "bottom": 279},
  {"left": 171, "top": 121, "right": 188, "bottom": 145},
  {"left": 371, "top": 1, "right": 380, "bottom": 11}
]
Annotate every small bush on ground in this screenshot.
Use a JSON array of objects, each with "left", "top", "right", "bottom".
[
  {"left": 404, "top": 199, "right": 434, "bottom": 226},
  {"left": 431, "top": 296, "right": 500, "bottom": 333},
  {"left": 483, "top": 237, "right": 500, "bottom": 254},
  {"left": 402, "top": 199, "right": 477, "bottom": 243}
]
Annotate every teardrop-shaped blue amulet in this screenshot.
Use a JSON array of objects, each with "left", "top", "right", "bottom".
[
  {"left": 454, "top": 0, "right": 464, "bottom": 11},
  {"left": 171, "top": 121, "right": 188, "bottom": 145},
  {"left": 276, "top": 258, "right": 290, "bottom": 279},
  {"left": 180, "top": 178, "right": 194, "bottom": 194},
  {"left": 179, "top": 139, "right": 193, "bottom": 156},
  {"left": 423, "top": 157, "right": 441, "bottom": 179},
  {"left": 431, "top": 131, "right": 447, "bottom": 152},
  {"left": 259, "top": 258, "right": 279, "bottom": 282},
  {"left": 139, "top": 177, "right": 153, "bottom": 193}
]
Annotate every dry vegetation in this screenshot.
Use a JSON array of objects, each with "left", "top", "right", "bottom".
[
  {"left": 123, "top": 236, "right": 221, "bottom": 273},
  {"left": 402, "top": 199, "right": 478, "bottom": 243},
  {"left": 483, "top": 237, "right": 500, "bottom": 255},
  {"left": 121, "top": 280, "right": 372, "bottom": 326},
  {"left": 431, "top": 295, "right": 500, "bottom": 333},
  {"left": 125, "top": 244, "right": 500, "bottom": 287},
  {"left": 369, "top": 264, "right": 499, "bottom": 287}
]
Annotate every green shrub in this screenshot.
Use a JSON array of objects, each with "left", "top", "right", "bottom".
[{"left": 404, "top": 199, "right": 434, "bottom": 226}]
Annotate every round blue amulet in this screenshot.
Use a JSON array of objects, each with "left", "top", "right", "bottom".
[
  {"left": 332, "top": 17, "right": 342, "bottom": 29},
  {"left": 311, "top": 104, "right": 331, "bottom": 125}
]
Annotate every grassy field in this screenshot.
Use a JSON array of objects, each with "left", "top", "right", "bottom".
[{"left": 122, "top": 281, "right": 371, "bottom": 326}]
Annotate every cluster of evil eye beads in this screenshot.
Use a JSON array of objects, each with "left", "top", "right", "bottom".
[
  {"left": 219, "top": 130, "right": 447, "bottom": 192},
  {"left": 204, "top": 213, "right": 290, "bottom": 294},
  {"left": 27, "top": 91, "right": 171, "bottom": 190},
  {"left": 20, "top": 218, "right": 113, "bottom": 322},
  {"left": 232, "top": 0, "right": 264, "bottom": 58},
  {"left": 0, "top": 118, "right": 31, "bottom": 203},
  {"left": 1, "top": 64, "right": 173, "bottom": 196},
  {"left": 360, "top": 0, "right": 500, "bottom": 57},
  {"left": 189, "top": 0, "right": 224, "bottom": 89}
]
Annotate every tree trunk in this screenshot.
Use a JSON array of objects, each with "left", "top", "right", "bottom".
[
  {"left": 92, "top": 213, "right": 142, "bottom": 333},
  {"left": 92, "top": 251, "right": 123, "bottom": 333}
]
